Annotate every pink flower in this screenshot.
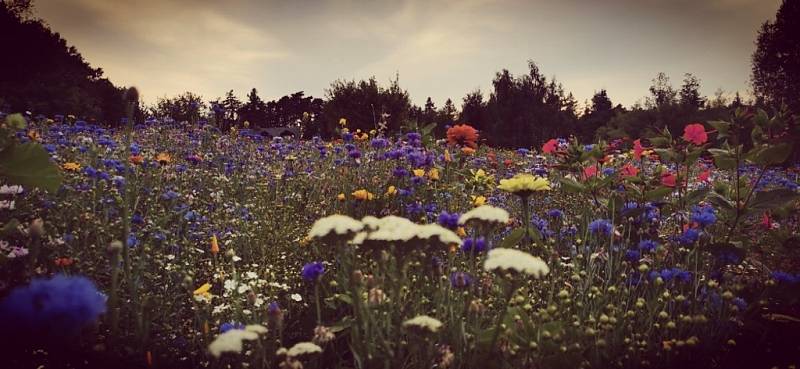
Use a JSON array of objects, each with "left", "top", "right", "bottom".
[
  {"left": 682, "top": 123, "right": 708, "bottom": 145},
  {"left": 584, "top": 164, "right": 598, "bottom": 179},
  {"left": 698, "top": 169, "right": 710, "bottom": 182},
  {"left": 542, "top": 139, "right": 558, "bottom": 154}
]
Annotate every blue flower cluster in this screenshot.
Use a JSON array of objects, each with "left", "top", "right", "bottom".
[
  {"left": 0, "top": 275, "right": 106, "bottom": 342},
  {"left": 301, "top": 262, "right": 325, "bottom": 282},
  {"left": 589, "top": 219, "right": 613, "bottom": 236},
  {"left": 649, "top": 268, "right": 692, "bottom": 283},
  {"left": 690, "top": 205, "right": 717, "bottom": 227}
]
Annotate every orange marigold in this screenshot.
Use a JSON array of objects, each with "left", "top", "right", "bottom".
[{"left": 446, "top": 124, "right": 479, "bottom": 149}]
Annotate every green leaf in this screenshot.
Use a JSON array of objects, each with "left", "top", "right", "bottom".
[
  {"left": 1, "top": 219, "right": 20, "bottom": 236},
  {"left": 707, "top": 120, "right": 731, "bottom": 139},
  {"left": 707, "top": 191, "right": 735, "bottom": 213},
  {"left": 649, "top": 136, "right": 671, "bottom": 148},
  {"left": 645, "top": 186, "right": 673, "bottom": 201},
  {"left": 685, "top": 187, "right": 710, "bottom": 206},
  {"left": 750, "top": 189, "right": 800, "bottom": 211},
  {"left": 684, "top": 147, "right": 706, "bottom": 165},
  {"left": 558, "top": 177, "right": 586, "bottom": 193},
  {"left": 0, "top": 143, "right": 62, "bottom": 192},
  {"left": 4, "top": 113, "right": 27, "bottom": 130},
  {"left": 708, "top": 148, "right": 737, "bottom": 170},
  {"left": 653, "top": 148, "right": 674, "bottom": 162},
  {"left": 752, "top": 143, "right": 792, "bottom": 166},
  {"left": 498, "top": 227, "right": 526, "bottom": 249}
]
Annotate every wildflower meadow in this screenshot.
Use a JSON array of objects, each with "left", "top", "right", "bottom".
[{"left": 1, "top": 102, "right": 799, "bottom": 369}]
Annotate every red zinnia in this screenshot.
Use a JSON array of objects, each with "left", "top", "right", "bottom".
[
  {"left": 633, "top": 139, "right": 645, "bottom": 160},
  {"left": 621, "top": 163, "right": 639, "bottom": 177},
  {"left": 682, "top": 123, "right": 708, "bottom": 145},
  {"left": 584, "top": 164, "right": 598, "bottom": 179},
  {"left": 698, "top": 169, "right": 711, "bottom": 182},
  {"left": 661, "top": 172, "right": 677, "bottom": 187},
  {"left": 542, "top": 139, "right": 558, "bottom": 154},
  {"left": 446, "top": 124, "right": 479, "bottom": 149}
]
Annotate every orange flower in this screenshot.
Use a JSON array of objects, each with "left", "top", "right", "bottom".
[
  {"left": 461, "top": 147, "right": 476, "bottom": 155},
  {"left": 446, "top": 124, "right": 479, "bottom": 149},
  {"left": 337, "top": 193, "right": 346, "bottom": 201},
  {"left": 130, "top": 155, "right": 144, "bottom": 165},
  {"left": 444, "top": 149, "right": 452, "bottom": 163},
  {"left": 156, "top": 152, "right": 172, "bottom": 164},
  {"left": 352, "top": 189, "right": 375, "bottom": 201},
  {"left": 210, "top": 235, "right": 220, "bottom": 255},
  {"left": 621, "top": 163, "right": 639, "bottom": 177},
  {"left": 63, "top": 162, "right": 81, "bottom": 171},
  {"left": 427, "top": 168, "right": 440, "bottom": 181},
  {"left": 27, "top": 130, "right": 39, "bottom": 141}
]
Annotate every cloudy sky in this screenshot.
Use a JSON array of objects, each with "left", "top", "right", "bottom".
[{"left": 36, "top": 0, "right": 780, "bottom": 108}]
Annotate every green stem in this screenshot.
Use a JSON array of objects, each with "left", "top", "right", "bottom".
[{"left": 489, "top": 280, "right": 518, "bottom": 353}]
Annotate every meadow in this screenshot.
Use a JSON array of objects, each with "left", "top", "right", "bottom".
[{"left": 1, "top": 108, "right": 799, "bottom": 369}]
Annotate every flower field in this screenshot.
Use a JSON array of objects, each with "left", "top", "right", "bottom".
[{"left": 1, "top": 109, "right": 799, "bottom": 369}]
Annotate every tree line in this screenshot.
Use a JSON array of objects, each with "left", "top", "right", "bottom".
[{"left": 2, "top": 0, "right": 798, "bottom": 148}]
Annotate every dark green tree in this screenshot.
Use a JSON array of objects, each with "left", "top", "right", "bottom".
[
  {"left": 752, "top": 0, "right": 800, "bottom": 114},
  {"left": 679, "top": 73, "right": 705, "bottom": 110},
  {"left": 238, "top": 88, "right": 267, "bottom": 128}
]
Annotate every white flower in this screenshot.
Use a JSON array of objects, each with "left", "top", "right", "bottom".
[
  {"left": 308, "top": 215, "right": 364, "bottom": 239},
  {"left": 208, "top": 329, "right": 260, "bottom": 358},
  {"left": 245, "top": 324, "right": 268, "bottom": 334},
  {"left": 287, "top": 342, "right": 322, "bottom": 357},
  {"left": 402, "top": 315, "right": 443, "bottom": 333},
  {"left": 290, "top": 293, "right": 303, "bottom": 302},
  {"left": 0, "top": 185, "right": 23, "bottom": 195},
  {"left": 414, "top": 224, "right": 461, "bottom": 246},
  {"left": 483, "top": 248, "right": 550, "bottom": 278},
  {"left": 459, "top": 206, "right": 510, "bottom": 226}
]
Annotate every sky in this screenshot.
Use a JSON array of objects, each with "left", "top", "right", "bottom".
[{"left": 36, "top": 0, "right": 781, "bottom": 109}]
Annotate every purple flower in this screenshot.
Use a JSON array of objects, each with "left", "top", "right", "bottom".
[
  {"left": 461, "top": 237, "right": 487, "bottom": 254},
  {"left": 301, "top": 262, "right": 325, "bottom": 282},
  {"left": 437, "top": 211, "right": 460, "bottom": 229},
  {"left": 589, "top": 219, "right": 613, "bottom": 236},
  {"left": 449, "top": 272, "right": 472, "bottom": 289}
]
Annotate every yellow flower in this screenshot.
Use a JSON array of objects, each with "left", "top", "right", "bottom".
[
  {"left": 427, "top": 168, "right": 440, "bottom": 181},
  {"left": 337, "top": 193, "right": 346, "bottom": 201},
  {"left": 413, "top": 169, "right": 425, "bottom": 177},
  {"left": 194, "top": 283, "right": 212, "bottom": 295},
  {"left": 456, "top": 227, "right": 466, "bottom": 237},
  {"left": 498, "top": 174, "right": 551, "bottom": 197},
  {"left": 444, "top": 150, "right": 452, "bottom": 163},
  {"left": 27, "top": 130, "right": 39, "bottom": 141},
  {"left": 385, "top": 185, "right": 397, "bottom": 196},
  {"left": 352, "top": 189, "right": 375, "bottom": 201},
  {"left": 471, "top": 195, "right": 487, "bottom": 207},
  {"left": 339, "top": 118, "right": 347, "bottom": 127},
  {"left": 63, "top": 162, "right": 81, "bottom": 171}
]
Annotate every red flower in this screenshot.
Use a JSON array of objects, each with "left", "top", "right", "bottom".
[
  {"left": 503, "top": 159, "right": 513, "bottom": 168},
  {"left": 584, "top": 164, "right": 598, "bottom": 178},
  {"left": 446, "top": 124, "right": 479, "bottom": 148},
  {"left": 542, "top": 139, "right": 558, "bottom": 154},
  {"left": 682, "top": 123, "right": 708, "bottom": 145},
  {"left": 661, "top": 172, "right": 677, "bottom": 187},
  {"left": 698, "top": 169, "right": 711, "bottom": 182},
  {"left": 621, "top": 163, "right": 639, "bottom": 177},
  {"left": 633, "top": 139, "right": 645, "bottom": 160},
  {"left": 761, "top": 212, "right": 772, "bottom": 229}
]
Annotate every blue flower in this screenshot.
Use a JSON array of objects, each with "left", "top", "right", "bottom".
[
  {"left": 301, "top": 262, "right": 325, "bottom": 282},
  {"left": 625, "top": 249, "right": 641, "bottom": 262},
  {"left": 0, "top": 275, "right": 106, "bottom": 341},
  {"left": 677, "top": 228, "right": 700, "bottom": 245},
  {"left": 437, "top": 211, "right": 460, "bottom": 229},
  {"left": 771, "top": 271, "right": 800, "bottom": 284},
  {"left": 220, "top": 322, "right": 245, "bottom": 333},
  {"left": 461, "top": 237, "right": 488, "bottom": 254},
  {"left": 589, "top": 219, "right": 613, "bottom": 236},
  {"left": 638, "top": 240, "right": 659, "bottom": 252},
  {"left": 449, "top": 272, "right": 472, "bottom": 289},
  {"left": 690, "top": 205, "right": 716, "bottom": 227},
  {"left": 546, "top": 209, "right": 564, "bottom": 218}
]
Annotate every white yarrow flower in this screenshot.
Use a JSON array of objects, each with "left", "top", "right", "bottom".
[
  {"left": 484, "top": 248, "right": 550, "bottom": 278},
  {"left": 308, "top": 214, "right": 364, "bottom": 239},
  {"left": 402, "top": 315, "right": 443, "bottom": 333},
  {"left": 459, "top": 205, "right": 510, "bottom": 226},
  {"left": 287, "top": 341, "right": 323, "bottom": 357},
  {"left": 208, "top": 329, "right": 260, "bottom": 358}
]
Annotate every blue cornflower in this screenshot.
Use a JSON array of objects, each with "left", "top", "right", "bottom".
[
  {"left": 0, "top": 275, "right": 106, "bottom": 341},
  {"left": 678, "top": 228, "right": 700, "bottom": 245},
  {"left": 437, "top": 211, "right": 460, "bottom": 229},
  {"left": 220, "top": 322, "right": 245, "bottom": 333},
  {"left": 461, "top": 237, "right": 488, "bottom": 254},
  {"left": 625, "top": 249, "right": 641, "bottom": 262},
  {"left": 589, "top": 219, "right": 613, "bottom": 236},
  {"left": 638, "top": 240, "right": 659, "bottom": 252},
  {"left": 449, "top": 272, "right": 473, "bottom": 289},
  {"left": 301, "top": 262, "right": 325, "bottom": 282},
  {"left": 127, "top": 233, "right": 138, "bottom": 247},
  {"left": 546, "top": 209, "right": 564, "bottom": 218},
  {"left": 690, "top": 205, "right": 716, "bottom": 227},
  {"left": 393, "top": 167, "right": 409, "bottom": 177}
]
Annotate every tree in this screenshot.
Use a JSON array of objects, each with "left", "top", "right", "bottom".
[
  {"left": 153, "top": 92, "right": 205, "bottom": 124},
  {"left": 648, "top": 72, "right": 677, "bottom": 109},
  {"left": 679, "top": 73, "right": 705, "bottom": 110},
  {"left": 751, "top": 0, "right": 800, "bottom": 114},
  {"left": 460, "top": 90, "right": 487, "bottom": 132},
  {"left": 238, "top": 88, "right": 267, "bottom": 128},
  {"left": 0, "top": 1, "right": 125, "bottom": 124},
  {"left": 321, "top": 76, "right": 411, "bottom": 138},
  {"left": 578, "top": 89, "right": 615, "bottom": 141}
]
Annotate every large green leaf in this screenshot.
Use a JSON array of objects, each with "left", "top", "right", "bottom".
[
  {"left": 645, "top": 186, "right": 673, "bottom": 201},
  {"left": 708, "top": 148, "right": 737, "bottom": 170},
  {"left": 684, "top": 187, "right": 710, "bottom": 206},
  {"left": 750, "top": 143, "right": 792, "bottom": 166},
  {"left": 0, "top": 143, "right": 62, "bottom": 192},
  {"left": 750, "top": 188, "right": 800, "bottom": 211},
  {"left": 558, "top": 177, "right": 586, "bottom": 193},
  {"left": 498, "top": 227, "right": 526, "bottom": 249}
]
